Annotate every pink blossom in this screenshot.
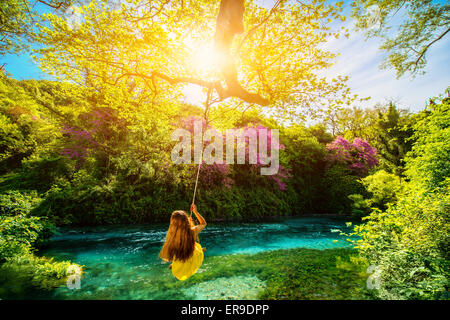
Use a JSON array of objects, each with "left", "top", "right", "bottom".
[{"left": 326, "top": 136, "right": 378, "bottom": 175}]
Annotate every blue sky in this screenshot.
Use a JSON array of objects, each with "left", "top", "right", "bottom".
[
  {"left": 2, "top": 0, "right": 449, "bottom": 113},
  {"left": 322, "top": 1, "right": 450, "bottom": 112}
]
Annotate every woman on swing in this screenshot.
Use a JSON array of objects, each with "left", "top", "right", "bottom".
[{"left": 159, "top": 204, "right": 207, "bottom": 281}]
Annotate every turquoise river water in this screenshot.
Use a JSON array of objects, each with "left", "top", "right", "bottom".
[{"left": 4, "top": 216, "right": 357, "bottom": 299}]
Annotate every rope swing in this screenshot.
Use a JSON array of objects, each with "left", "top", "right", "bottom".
[
  {"left": 190, "top": 0, "right": 248, "bottom": 213},
  {"left": 191, "top": 159, "right": 202, "bottom": 206},
  {"left": 190, "top": 88, "right": 212, "bottom": 216}
]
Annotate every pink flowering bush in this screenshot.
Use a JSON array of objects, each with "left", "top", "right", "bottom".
[
  {"left": 61, "top": 125, "right": 98, "bottom": 160},
  {"left": 177, "top": 118, "right": 290, "bottom": 191},
  {"left": 326, "top": 136, "right": 378, "bottom": 175},
  {"left": 233, "top": 124, "right": 290, "bottom": 191},
  {"left": 178, "top": 116, "right": 232, "bottom": 189},
  {"left": 199, "top": 162, "right": 234, "bottom": 189}
]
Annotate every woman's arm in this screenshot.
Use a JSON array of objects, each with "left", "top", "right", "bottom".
[{"left": 190, "top": 204, "right": 206, "bottom": 235}]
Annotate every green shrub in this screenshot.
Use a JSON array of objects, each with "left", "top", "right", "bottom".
[
  {"left": 321, "top": 165, "right": 367, "bottom": 214},
  {"left": 361, "top": 170, "right": 403, "bottom": 209},
  {"left": 0, "top": 214, "right": 46, "bottom": 261},
  {"left": 197, "top": 186, "right": 294, "bottom": 221},
  {"left": 0, "top": 190, "right": 41, "bottom": 216},
  {"left": 354, "top": 188, "right": 449, "bottom": 299},
  {"left": 348, "top": 194, "right": 371, "bottom": 217},
  {"left": 0, "top": 203, "right": 80, "bottom": 296},
  {"left": 349, "top": 170, "right": 403, "bottom": 217},
  {"left": 353, "top": 99, "right": 450, "bottom": 299},
  {"left": 0, "top": 252, "right": 79, "bottom": 296}
]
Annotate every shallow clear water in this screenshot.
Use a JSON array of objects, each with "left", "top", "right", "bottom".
[{"left": 21, "top": 217, "right": 356, "bottom": 299}]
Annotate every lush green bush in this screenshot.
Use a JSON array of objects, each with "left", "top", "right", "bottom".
[
  {"left": 353, "top": 99, "right": 450, "bottom": 299},
  {"left": 197, "top": 186, "right": 295, "bottom": 221},
  {"left": 354, "top": 188, "right": 448, "bottom": 299},
  {"left": 0, "top": 252, "right": 76, "bottom": 297},
  {"left": 0, "top": 188, "right": 79, "bottom": 294},
  {"left": 404, "top": 100, "right": 450, "bottom": 190},
  {"left": 349, "top": 170, "right": 403, "bottom": 217},
  {"left": 320, "top": 165, "right": 367, "bottom": 214},
  {"left": 34, "top": 174, "right": 295, "bottom": 225},
  {"left": 348, "top": 194, "right": 371, "bottom": 218},
  {"left": 281, "top": 125, "right": 328, "bottom": 213},
  {"left": 360, "top": 170, "right": 403, "bottom": 209},
  {"left": 0, "top": 213, "right": 55, "bottom": 261},
  {"left": 0, "top": 190, "right": 41, "bottom": 216}
]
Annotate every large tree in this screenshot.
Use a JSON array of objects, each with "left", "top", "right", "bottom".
[{"left": 33, "top": 0, "right": 360, "bottom": 121}]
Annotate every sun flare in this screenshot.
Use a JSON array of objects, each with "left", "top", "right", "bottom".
[
  {"left": 191, "top": 45, "right": 222, "bottom": 72},
  {"left": 182, "top": 84, "right": 206, "bottom": 105},
  {"left": 182, "top": 37, "right": 224, "bottom": 104},
  {"left": 183, "top": 36, "right": 223, "bottom": 74}
]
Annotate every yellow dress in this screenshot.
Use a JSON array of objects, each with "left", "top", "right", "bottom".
[{"left": 171, "top": 242, "right": 204, "bottom": 281}]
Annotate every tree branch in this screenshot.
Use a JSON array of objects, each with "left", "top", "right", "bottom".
[
  {"left": 114, "top": 70, "right": 270, "bottom": 106},
  {"left": 413, "top": 26, "right": 450, "bottom": 72}
]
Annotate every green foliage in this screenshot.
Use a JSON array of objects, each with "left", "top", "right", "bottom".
[
  {"left": 34, "top": 175, "right": 295, "bottom": 225},
  {"left": 199, "top": 186, "right": 294, "bottom": 221},
  {"left": 0, "top": 0, "right": 31, "bottom": 55},
  {"left": 0, "top": 193, "right": 40, "bottom": 261},
  {"left": 405, "top": 99, "right": 450, "bottom": 190},
  {"left": 0, "top": 188, "right": 78, "bottom": 294},
  {"left": 282, "top": 125, "right": 328, "bottom": 213},
  {"left": 348, "top": 170, "right": 402, "bottom": 217},
  {"left": 348, "top": 194, "right": 371, "bottom": 218},
  {"left": 0, "top": 0, "right": 75, "bottom": 56},
  {"left": 351, "top": 0, "right": 450, "bottom": 78},
  {"left": 354, "top": 189, "right": 449, "bottom": 299},
  {"left": 0, "top": 190, "right": 41, "bottom": 216},
  {"left": 359, "top": 170, "right": 403, "bottom": 209},
  {"left": 352, "top": 99, "right": 450, "bottom": 299},
  {"left": 0, "top": 72, "right": 80, "bottom": 174},
  {"left": 0, "top": 252, "right": 76, "bottom": 297},
  {"left": 321, "top": 165, "right": 367, "bottom": 214},
  {"left": 325, "top": 106, "right": 380, "bottom": 142},
  {"left": 0, "top": 214, "right": 47, "bottom": 260},
  {"left": 361, "top": 170, "right": 402, "bottom": 206},
  {"left": 375, "top": 103, "right": 414, "bottom": 175}
]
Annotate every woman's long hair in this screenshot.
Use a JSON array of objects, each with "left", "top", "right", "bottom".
[{"left": 159, "top": 210, "right": 195, "bottom": 262}]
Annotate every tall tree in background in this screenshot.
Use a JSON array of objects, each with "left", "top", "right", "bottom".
[
  {"left": 352, "top": 0, "right": 450, "bottom": 78},
  {"left": 323, "top": 106, "right": 380, "bottom": 141},
  {"left": 375, "top": 102, "right": 414, "bottom": 176}
]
